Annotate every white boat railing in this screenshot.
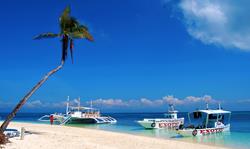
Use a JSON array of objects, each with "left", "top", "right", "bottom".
[
  {"left": 38, "top": 115, "right": 50, "bottom": 122},
  {"left": 60, "top": 115, "right": 72, "bottom": 125},
  {"left": 38, "top": 114, "right": 67, "bottom": 123},
  {"left": 37, "top": 96, "right": 117, "bottom": 125}
]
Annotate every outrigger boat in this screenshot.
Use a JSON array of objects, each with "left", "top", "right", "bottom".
[
  {"left": 177, "top": 103, "right": 231, "bottom": 137},
  {"left": 137, "top": 105, "right": 184, "bottom": 129},
  {"left": 39, "top": 97, "right": 117, "bottom": 125}
]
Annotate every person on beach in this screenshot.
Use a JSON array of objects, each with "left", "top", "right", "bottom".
[{"left": 49, "top": 115, "right": 54, "bottom": 125}]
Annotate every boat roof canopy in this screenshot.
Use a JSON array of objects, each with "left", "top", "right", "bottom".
[
  {"left": 70, "top": 106, "right": 96, "bottom": 110},
  {"left": 193, "top": 109, "right": 231, "bottom": 114},
  {"left": 168, "top": 110, "right": 178, "bottom": 113}
]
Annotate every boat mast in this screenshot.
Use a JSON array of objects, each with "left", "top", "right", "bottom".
[
  {"left": 205, "top": 103, "right": 209, "bottom": 128},
  {"left": 66, "top": 96, "right": 69, "bottom": 114},
  {"left": 90, "top": 100, "right": 93, "bottom": 113},
  {"left": 168, "top": 104, "right": 174, "bottom": 112},
  {"left": 78, "top": 97, "right": 80, "bottom": 111}
]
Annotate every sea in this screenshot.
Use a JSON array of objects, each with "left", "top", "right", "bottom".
[{"left": 0, "top": 111, "right": 250, "bottom": 149}]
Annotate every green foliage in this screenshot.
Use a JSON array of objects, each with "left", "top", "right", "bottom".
[
  {"left": 34, "top": 6, "right": 93, "bottom": 63},
  {"left": 33, "top": 33, "right": 59, "bottom": 39},
  {"left": 71, "top": 25, "right": 94, "bottom": 41}
]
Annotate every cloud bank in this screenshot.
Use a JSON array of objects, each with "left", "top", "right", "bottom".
[
  {"left": 4, "top": 95, "right": 216, "bottom": 110},
  {"left": 1, "top": 95, "right": 250, "bottom": 112},
  {"left": 89, "top": 95, "right": 217, "bottom": 108},
  {"left": 25, "top": 100, "right": 66, "bottom": 109},
  {"left": 178, "top": 0, "right": 250, "bottom": 50}
]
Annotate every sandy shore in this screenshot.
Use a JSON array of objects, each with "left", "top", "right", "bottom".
[{"left": 2, "top": 122, "right": 228, "bottom": 149}]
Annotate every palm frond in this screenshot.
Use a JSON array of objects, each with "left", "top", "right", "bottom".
[
  {"left": 60, "top": 6, "right": 71, "bottom": 33},
  {"left": 70, "top": 39, "right": 74, "bottom": 64},
  {"left": 82, "top": 30, "right": 94, "bottom": 41},
  {"left": 70, "top": 17, "right": 80, "bottom": 29},
  {"left": 70, "top": 32, "right": 94, "bottom": 41},
  {"left": 70, "top": 26, "right": 94, "bottom": 41},
  {"left": 79, "top": 25, "right": 88, "bottom": 31},
  {"left": 33, "top": 33, "right": 59, "bottom": 40},
  {"left": 34, "top": 6, "right": 93, "bottom": 64},
  {"left": 79, "top": 26, "right": 93, "bottom": 41},
  {"left": 62, "top": 34, "right": 69, "bottom": 62},
  {"left": 62, "top": 17, "right": 80, "bottom": 34},
  {"left": 60, "top": 6, "right": 70, "bottom": 21}
]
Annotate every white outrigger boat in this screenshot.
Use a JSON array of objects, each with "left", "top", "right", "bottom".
[
  {"left": 177, "top": 103, "right": 231, "bottom": 137},
  {"left": 137, "top": 105, "right": 184, "bottom": 129},
  {"left": 39, "top": 97, "right": 117, "bottom": 125}
]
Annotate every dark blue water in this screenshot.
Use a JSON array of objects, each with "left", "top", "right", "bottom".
[{"left": 1, "top": 111, "right": 250, "bottom": 149}]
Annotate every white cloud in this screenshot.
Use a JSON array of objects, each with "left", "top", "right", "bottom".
[
  {"left": 202, "top": 95, "right": 214, "bottom": 103},
  {"left": 162, "top": 95, "right": 216, "bottom": 105},
  {"left": 237, "top": 99, "right": 250, "bottom": 103},
  {"left": 91, "top": 98, "right": 128, "bottom": 107},
  {"left": 140, "top": 98, "right": 154, "bottom": 106},
  {"left": 163, "top": 95, "right": 184, "bottom": 105},
  {"left": 1, "top": 95, "right": 218, "bottom": 110},
  {"left": 25, "top": 100, "right": 66, "bottom": 109},
  {"left": 185, "top": 96, "right": 201, "bottom": 102},
  {"left": 89, "top": 95, "right": 217, "bottom": 108},
  {"left": 178, "top": 0, "right": 250, "bottom": 50},
  {"left": 26, "top": 100, "right": 43, "bottom": 108}
]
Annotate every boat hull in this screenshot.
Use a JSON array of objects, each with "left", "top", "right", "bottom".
[
  {"left": 65, "top": 116, "right": 117, "bottom": 124},
  {"left": 138, "top": 118, "right": 184, "bottom": 129},
  {"left": 177, "top": 125, "right": 230, "bottom": 137},
  {"left": 39, "top": 114, "right": 117, "bottom": 125},
  {"left": 67, "top": 117, "right": 98, "bottom": 124}
]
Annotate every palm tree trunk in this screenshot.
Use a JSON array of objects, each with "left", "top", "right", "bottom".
[{"left": 0, "top": 61, "right": 65, "bottom": 133}]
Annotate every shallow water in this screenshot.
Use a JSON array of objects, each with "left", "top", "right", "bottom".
[{"left": 1, "top": 111, "right": 250, "bottom": 149}]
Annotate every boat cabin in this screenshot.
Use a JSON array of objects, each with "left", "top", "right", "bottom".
[
  {"left": 187, "top": 109, "right": 231, "bottom": 129},
  {"left": 164, "top": 104, "right": 178, "bottom": 119},
  {"left": 68, "top": 106, "right": 101, "bottom": 118},
  {"left": 165, "top": 111, "right": 178, "bottom": 119}
]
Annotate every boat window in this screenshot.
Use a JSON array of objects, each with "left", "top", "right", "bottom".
[
  {"left": 207, "top": 114, "right": 216, "bottom": 128},
  {"left": 189, "top": 112, "right": 207, "bottom": 128},
  {"left": 208, "top": 114, "right": 217, "bottom": 120},
  {"left": 218, "top": 114, "right": 224, "bottom": 121},
  {"left": 193, "top": 112, "right": 202, "bottom": 119},
  {"left": 221, "top": 113, "right": 230, "bottom": 125},
  {"left": 165, "top": 114, "right": 175, "bottom": 119}
]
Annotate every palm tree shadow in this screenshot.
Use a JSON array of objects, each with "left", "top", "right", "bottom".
[{"left": 24, "top": 131, "right": 46, "bottom": 135}]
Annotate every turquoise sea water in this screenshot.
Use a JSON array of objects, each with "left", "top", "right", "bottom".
[{"left": 1, "top": 111, "right": 250, "bottom": 149}]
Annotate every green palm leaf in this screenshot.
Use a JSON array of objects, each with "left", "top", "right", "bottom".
[
  {"left": 33, "top": 33, "right": 59, "bottom": 40},
  {"left": 71, "top": 32, "right": 93, "bottom": 41},
  {"left": 62, "top": 35, "right": 69, "bottom": 62},
  {"left": 34, "top": 6, "right": 93, "bottom": 64},
  {"left": 70, "top": 39, "right": 74, "bottom": 64},
  {"left": 70, "top": 26, "right": 94, "bottom": 41},
  {"left": 60, "top": 6, "right": 71, "bottom": 34}
]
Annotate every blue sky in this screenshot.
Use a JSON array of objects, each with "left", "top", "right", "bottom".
[{"left": 0, "top": 0, "right": 250, "bottom": 112}]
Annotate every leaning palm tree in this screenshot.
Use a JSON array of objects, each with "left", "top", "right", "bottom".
[{"left": 0, "top": 6, "right": 93, "bottom": 139}]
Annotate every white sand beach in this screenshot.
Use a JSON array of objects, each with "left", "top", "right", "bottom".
[{"left": 3, "top": 122, "right": 228, "bottom": 149}]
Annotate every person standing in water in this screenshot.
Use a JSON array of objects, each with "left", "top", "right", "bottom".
[{"left": 49, "top": 115, "right": 54, "bottom": 125}]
